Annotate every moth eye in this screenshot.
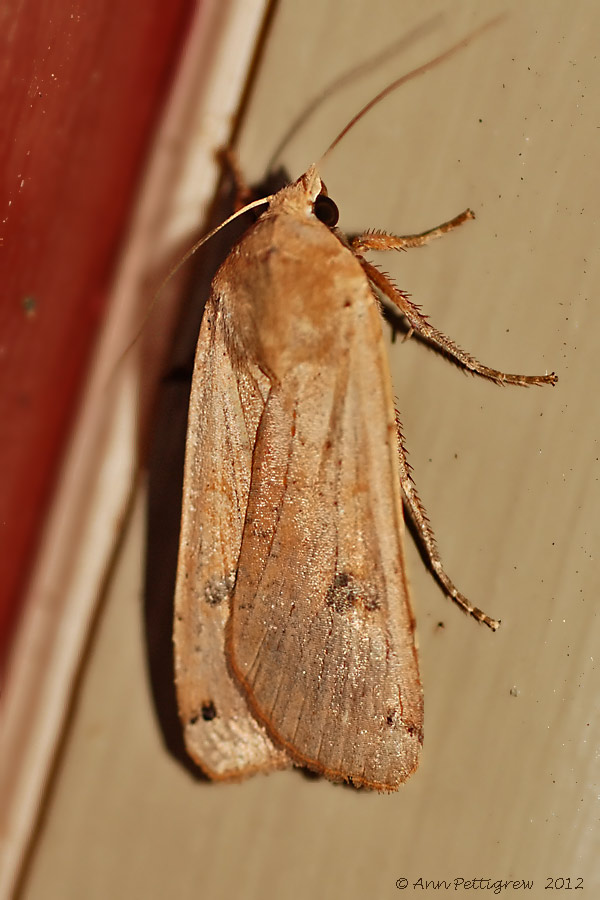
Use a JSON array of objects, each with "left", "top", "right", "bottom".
[{"left": 314, "top": 193, "right": 339, "bottom": 227}]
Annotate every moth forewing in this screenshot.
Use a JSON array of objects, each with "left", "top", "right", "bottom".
[
  {"left": 173, "top": 286, "right": 290, "bottom": 779},
  {"left": 225, "top": 169, "right": 423, "bottom": 789}
]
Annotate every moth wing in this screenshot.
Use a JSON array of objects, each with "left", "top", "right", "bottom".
[
  {"left": 228, "top": 283, "right": 423, "bottom": 791},
  {"left": 174, "top": 292, "right": 290, "bottom": 779}
]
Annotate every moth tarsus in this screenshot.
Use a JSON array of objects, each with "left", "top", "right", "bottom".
[{"left": 351, "top": 207, "right": 476, "bottom": 253}]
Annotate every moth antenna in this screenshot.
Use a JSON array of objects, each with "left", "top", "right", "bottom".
[
  {"left": 265, "top": 13, "right": 443, "bottom": 172},
  {"left": 318, "top": 15, "right": 505, "bottom": 165},
  {"left": 116, "top": 195, "right": 272, "bottom": 365},
  {"left": 157, "top": 195, "right": 272, "bottom": 289}
]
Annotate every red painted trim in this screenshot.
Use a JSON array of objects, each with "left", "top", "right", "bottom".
[{"left": 0, "top": 0, "right": 196, "bottom": 663}]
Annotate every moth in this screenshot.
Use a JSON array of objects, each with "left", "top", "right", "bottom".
[{"left": 172, "top": 27, "right": 557, "bottom": 791}]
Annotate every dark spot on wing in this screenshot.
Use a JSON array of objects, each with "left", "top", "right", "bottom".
[
  {"left": 325, "top": 571, "right": 381, "bottom": 615},
  {"left": 204, "top": 572, "right": 236, "bottom": 606},
  {"left": 405, "top": 721, "right": 424, "bottom": 743},
  {"left": 362, "top": 587, "right": 381, "bottom": 612},
  {"left": 325, "top": 572, "right": 356, "bottom": 613},
  {"left": 191, "top": 701, "right": 217, "bottom": 724}
]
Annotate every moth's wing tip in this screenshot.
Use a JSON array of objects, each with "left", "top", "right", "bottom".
[{"left": 182, "top": 730, "right": 292, "bottom": 782}]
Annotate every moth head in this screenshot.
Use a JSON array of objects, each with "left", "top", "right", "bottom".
[
  {"left": 273, "top": 165, "right": 340, "bottom": 229},
  {"left": 297, "top": 163, "right": 323, "bottom": 202},
  {"left": 302, "top": 166, "right": 339, "bottom": 227}
]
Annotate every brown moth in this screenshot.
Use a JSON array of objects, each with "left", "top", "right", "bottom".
[{"left": 173, "top": 30, "right": 557, "bottom": 791}]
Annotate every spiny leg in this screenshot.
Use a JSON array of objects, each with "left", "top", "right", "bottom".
[
  {"left": 394, "top": 413, "right": 499, "bottom": 631},
  {"left": 352, "top": 208, "right": 470, "bottom": 344},
  {"left": 361, "top": 258, "right": 557, "bottom": 387},
  {"left": 351, "top": 208, "right": 475, "bottom": 252}
]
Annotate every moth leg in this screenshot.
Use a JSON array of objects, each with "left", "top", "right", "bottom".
[
  {"left": 360, "top": 257, "right": 558, "bottom": 387},
  {"left": 218, "top": 147, "right": 253, "bottom": 210},
  {"left": 394, "top": 413, "right": 499, "bottom": 631},
  {"left": 351, "top": 209, "right": 474, "bottom": 252}
]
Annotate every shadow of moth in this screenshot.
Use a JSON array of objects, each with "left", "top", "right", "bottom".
[{"left": 173, "top": 25, "right": 557, "bottom": 791}]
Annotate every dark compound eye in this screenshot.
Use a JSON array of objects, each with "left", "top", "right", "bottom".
[{"left": 314, "top": 193, "right": 339, "bottom": 227}]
